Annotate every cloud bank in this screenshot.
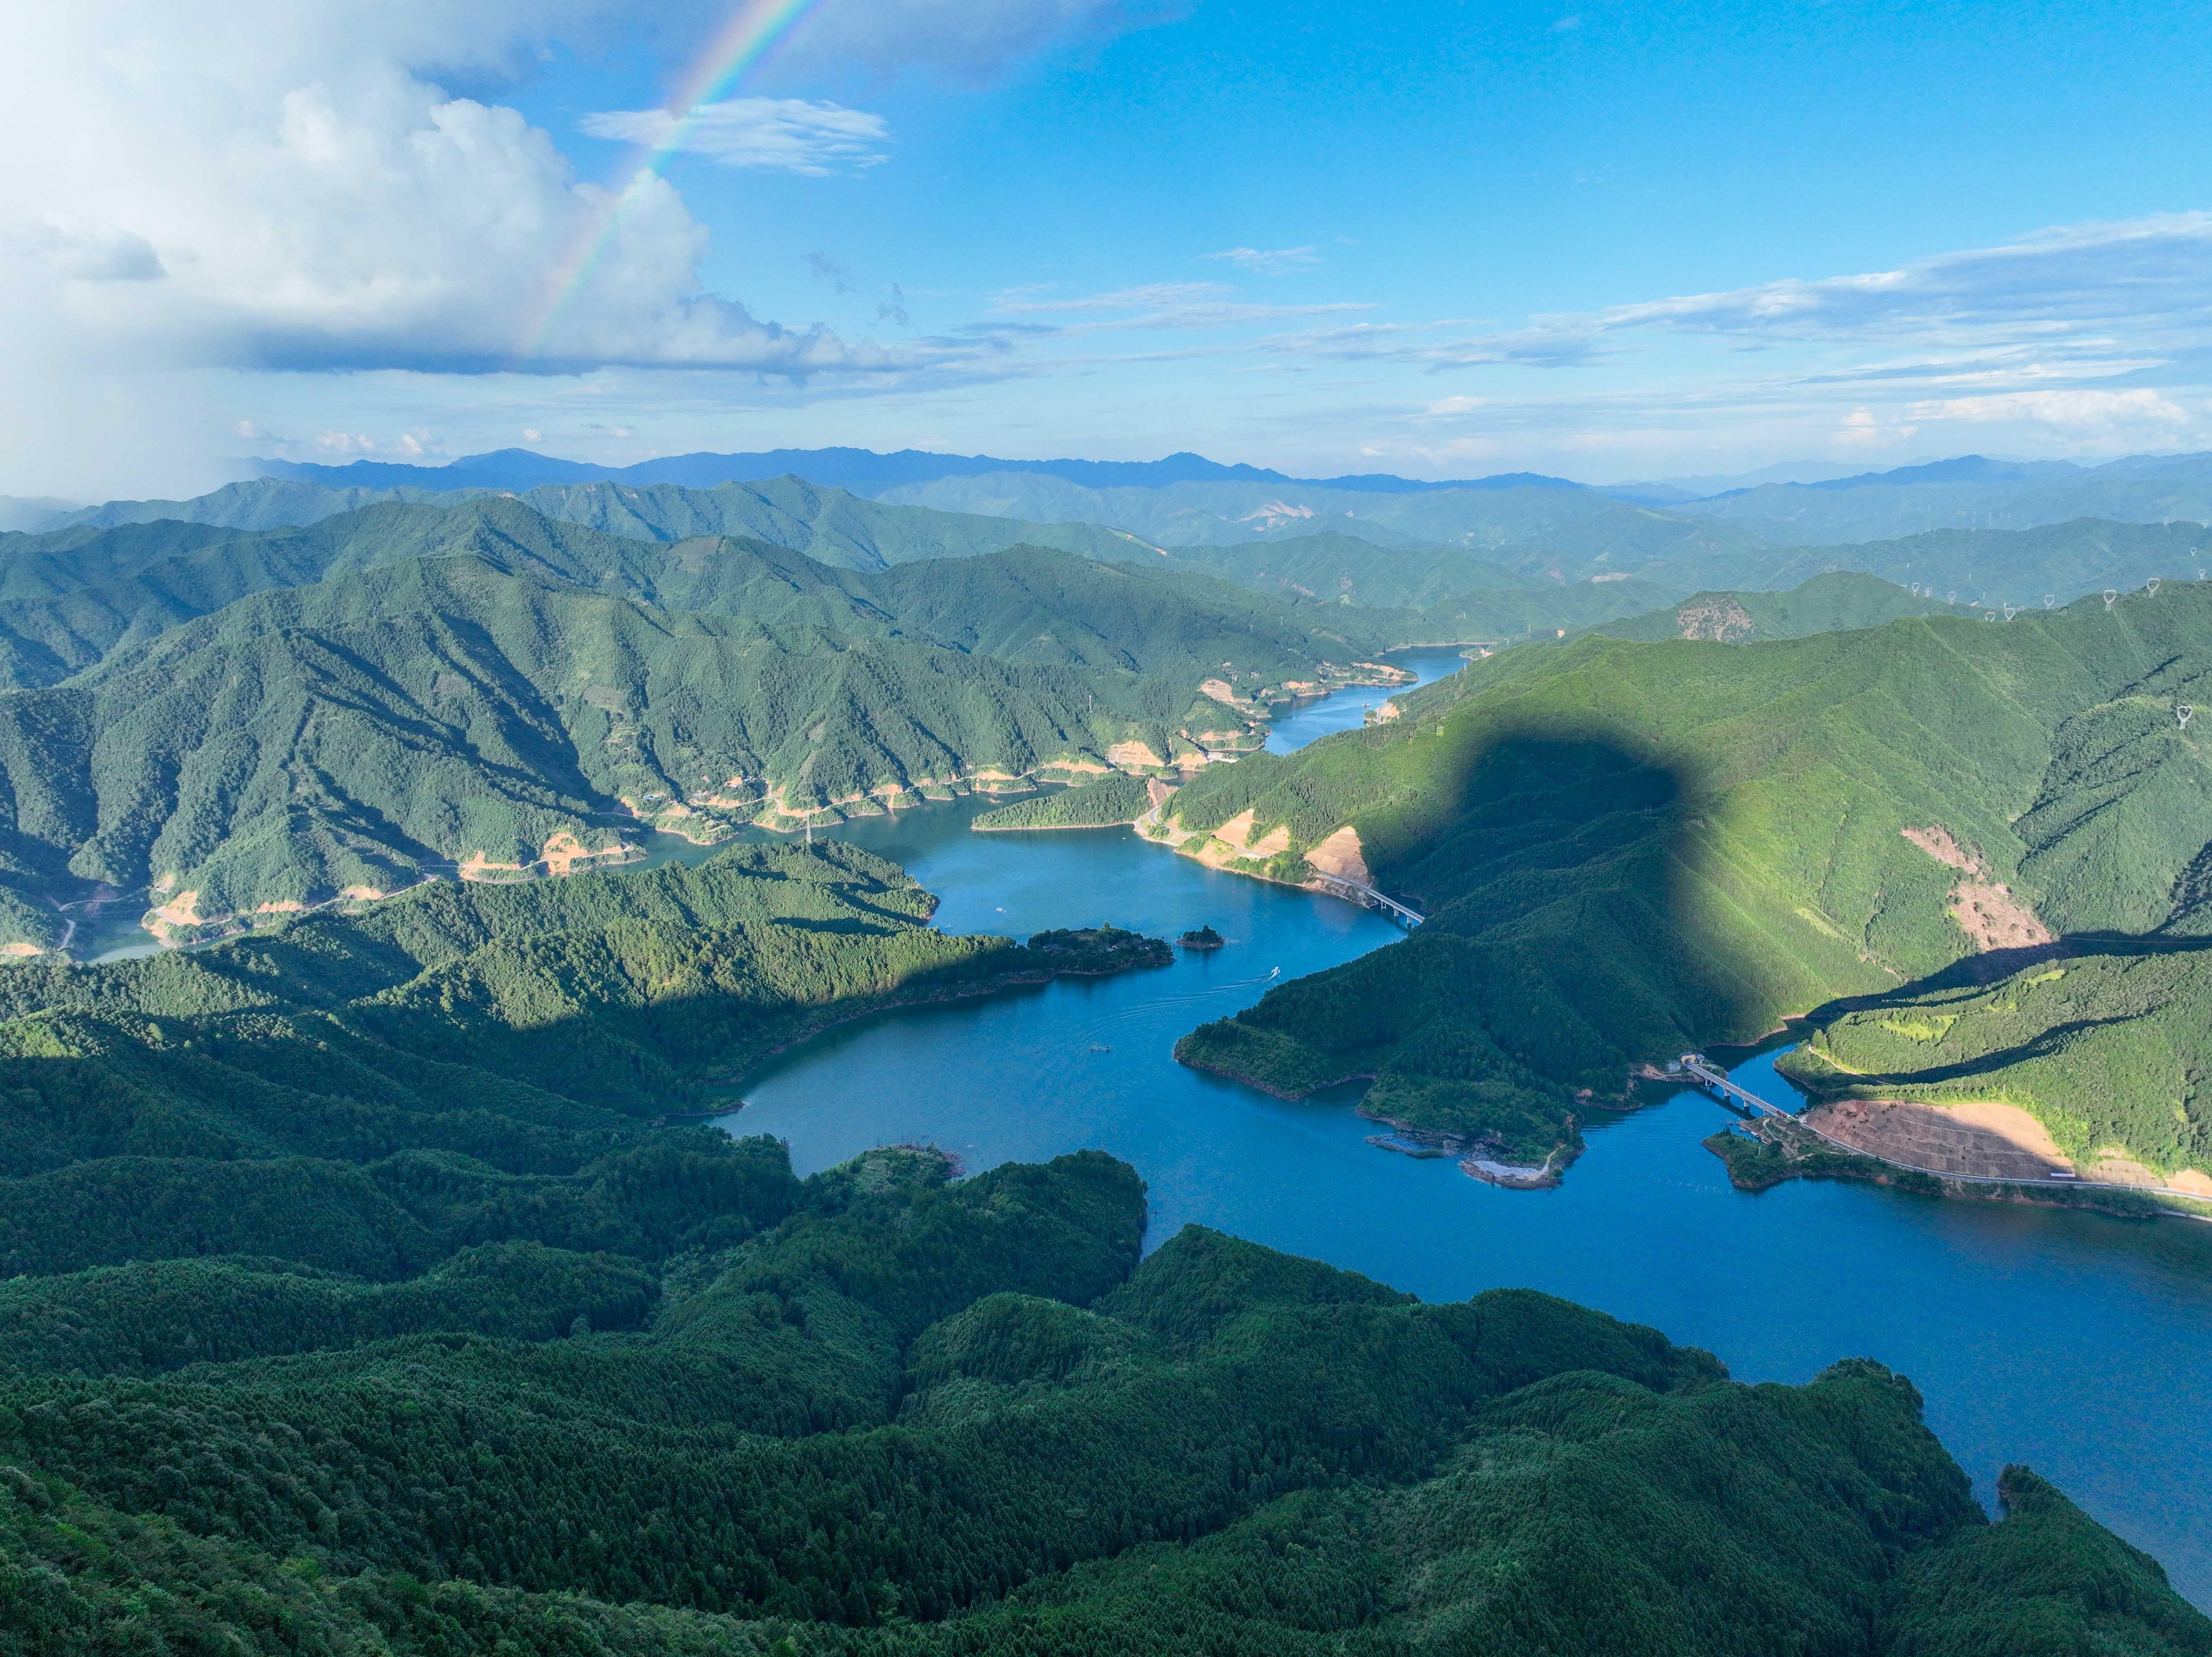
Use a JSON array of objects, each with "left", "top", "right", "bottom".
[{"left": 580, "top": 98, "right": 891, "bottom": 176}]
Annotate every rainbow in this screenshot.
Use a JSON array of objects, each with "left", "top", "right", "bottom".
[{"left": 517, "top": 0, "right": 824, "bottom": 358}]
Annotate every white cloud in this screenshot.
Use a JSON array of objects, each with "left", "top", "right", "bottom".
[
  {"left": 768, "top": 0, "right": 1186, "bottom": 84},
  {"left": 1274, "top": 212, "right": 2212, "bottom": 383},
  {"left": 0, "top": 31, "right": 908, "bottom": 378},
  {"left": 580, "top": 98, "right": 889, "bottom": 176},
  {"left": 987, "top": 281, "right": 1370, "bottom": 332},
  {"left": 2, "top": 0, "right": 1106, "bottom": 491},
  {"left": 1910, "top": 388, "right": 2191, "bottom": 433},
  {"left": 1202, "top": 245, "right": 1320, "bottom": 274},
  {"left": 1835, "top": 406, "right": 1919, "bottom": 449}
]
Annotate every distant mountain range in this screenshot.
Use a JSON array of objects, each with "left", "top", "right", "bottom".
[
  {"left": 15, "top": 472, "right": 2206, "bottom": 614},
  {"left": 250, "top": 445, "right": 1589, "bottom": 499}
]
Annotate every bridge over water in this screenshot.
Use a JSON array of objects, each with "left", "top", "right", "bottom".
[{"left": 1310, "top": 872, "right": 1424, "bottom": 928}]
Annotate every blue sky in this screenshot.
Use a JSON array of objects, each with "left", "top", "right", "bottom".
[{"left": 5, "top": 0, "right": 2210, "bottom": 496}]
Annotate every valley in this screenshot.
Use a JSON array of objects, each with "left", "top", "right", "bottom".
[
  {"left": 3, "top": 452, "right": 2212, "bottom": 1649},
  {"left": 18, "top": 5, "right": 2212, "bottom": 1645}
]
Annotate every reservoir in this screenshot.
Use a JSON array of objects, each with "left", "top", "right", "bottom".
[{"left": 713, "top": 650, "right": 2212, "bottom": 1605}]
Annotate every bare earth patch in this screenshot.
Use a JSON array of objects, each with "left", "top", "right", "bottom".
[
  {"left": 1306, "top": 826, "right": 1372, "bottom": 885},
  {"left": 1677, "top": 596, "right": 1755, "bottom": 642},
  {"left": 1806, "top": 1098, "right": 2069, "bottom": 1180},
  {"left": 1948, "top": 880, "right": 2055, "bottom": 950},
  {"left": 1210, "top": 809, "right": 1258, "bottom": 851},
  {"left": 147, "top": 890, "right": 204, "bottom": 928},
  {"left": 1106, "top": 740, "right": 1166, "bottom": 769},
  {"left": 1900, "top": 825, "right": 2054, "bottom": 950},
  {"left": 1901, "top": 824, "right": 1977, "bottom": 872}
]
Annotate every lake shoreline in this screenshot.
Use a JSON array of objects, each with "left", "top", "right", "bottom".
[{"left": 667, "top": 934, "right": 1175, "bottom": 1122}]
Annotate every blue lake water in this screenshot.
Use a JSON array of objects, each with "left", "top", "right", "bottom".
[
  {"left": 1263, "top": 646, "right": 1470, "bottom": 751},
  {"left": 59, "top": 647, "right": 2212, "bottom": 1601},
  {"left": 713, "top": 658, "right": 2212, "bottom": 1604},
  {"left": 65, "top": 646, "right": 2210, "bottom": 1591}
]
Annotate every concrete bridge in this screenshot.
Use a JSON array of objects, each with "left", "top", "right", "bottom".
[
  {"left": 1679, "top": 1055, "right": 1791, "bottom": 1118},
  {"left": 1311, "top": 872, "right": 1424, "bottom": 928}
]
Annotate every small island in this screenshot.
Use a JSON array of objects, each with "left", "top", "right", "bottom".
[
  {"left": 1179, "top": 924, "right": 1225, "bottom": 949},
  {"left": 1021, "top": 925, "right": 1174, "bottom": 973}
]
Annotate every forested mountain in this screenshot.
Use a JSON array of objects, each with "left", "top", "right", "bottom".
[
  {"left": 0, "top": 499, "right": 1414, "bottom": 946},
  {"left": 1167, "top": 581, "right": 2212, "bottom": 1181},
  {"left": 1581, "top": 571, "right": 1960, "bottom": 643},
  {"left": 0, "top": 842, "right": 1155, "bottom": 1233},
  {"left": 501, "top": 476, "right": 1155, "bottom": 569},
  {"left": 252, "top": 441, "right": 1589, "bottom": 497},
  {"left": 1641, "top": 517, "right": 2212, "bottom": 608},
  {"left": 34, "top": 478, "right": 462, "bottom": 534},
  {"left": 0, "top": 842, "right": 2196, "bottom": 1652},
  {"left": 10, "top": 475, "right": 1153, "bottom": 572},
  {"left": 33, "top": 466, "right": 2212, "bottom": 627},
  {"left": 1673, "top": 451, "right": 2212, "bottom": 543},
  {"left": 881, "top": 470, "right": 1777, "bottom": 564}
]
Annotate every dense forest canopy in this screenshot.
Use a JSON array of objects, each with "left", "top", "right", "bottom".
[
  {"left": 0, "top": 887, "right": 2199, "bottom": 1655},
  {"left": 0, "top": 460, "right": 2206, "bottom": 1649}
]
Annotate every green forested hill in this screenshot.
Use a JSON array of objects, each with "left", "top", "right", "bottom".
[
  {"left": 1671, "top": 455, "right": 2212, "bottom": 544},
  {"left": 0, "top": 1172, "right": 2195, "bottom": 1654},
  {"left": 879, "top": 471, "right": 1780, "bottom": 564},
  {"left": 0, "top": 556, "right": 1207, "bottom": 939},
  {"left": 1169, "top": 583, "right": 2212, "bottom": 1174},
  {"left": 0, "top": 500, "right": 1415, "bottom": 943},
  {"left": 15, "top": 473, "right": 1158, "bottom": 571},
  {"left": 0, "top": 840, "right": 1158, "bottom": 1276},
  {"left": 0, "top": 496, "right": 1384, "bottom": 694},
  {"left": 1582, "top": 571, "right": 1960, "bottom": 643},
  {"left": 511, "top": 474, "right": 1156, "bottom": 569},
  {"left": 1650, "top": 516, "right": 2212, "bottom": 605},
  {"left": 0, "top": 813, "right": 2199, "bottom": 1651},
  {"left": 1133, "top": 531, "right": 1537, "bottom": 606},
  {"left": 31, "top": 477, "right": 457, "bottom": 533},
  {"left": 1779, "top": 941, "right": 2212, "bottom": 1177},
  {"left": 973, "top": 772, "right": 1153, "bottom": 829}
]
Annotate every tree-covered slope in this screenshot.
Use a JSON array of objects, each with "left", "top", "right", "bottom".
[
  {"left": 0, "top": 495, "right": 1384, "bottom": 694},
  {"left": 0, "top": 835, "right": 2196, "bottom": 1650},
  {"left": 0, "top": 1188, "right": 2197, "bottom": 1654},
  {"left": 0, "top": 840, "right": 1171, "bottom": 1276},
  {"left": 882, "top": 472, "right": 1780, "bottom": 568},
  {"left": 1778, "top": 939, "right": 2212, "bottom": 1183},
  {"left": 1167, "top": 584, "right": 2212, "bottom": 1172},
  {"left": 1672, "top": 453, "right": 2212, "bottom": 544},
  {"left": 1583, "top": 571, "right": 1960, "bottom": 644},
  {"left": 511, "top": 475, "right": 1155, "bottom": 570},
  {"left": 1133, "top": 531, "right": 1538, "bottom": 607},
  {"left": 972, "top": 772, "right": 1153, "bottom": 829},
  {"left": 0, "top": 503, "right": 1417, "bottom": 940},
  {"left": 1654, "top": 518, "right": 2212, "bottom": 609},
  {"left": 13, "top": 473, "right": 1158, "bottom": 575}
]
